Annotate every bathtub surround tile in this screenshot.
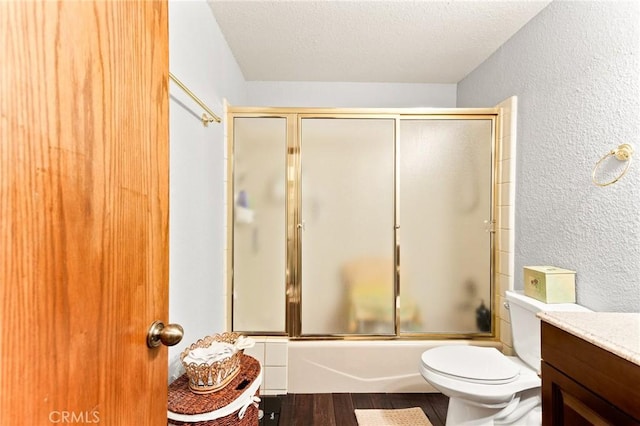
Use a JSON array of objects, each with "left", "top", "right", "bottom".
[
  {"left": 495, "top": 229, "right": 503, "bottom": 252},
  {"left": 265, "top": 340, "right": 288, "bottom": 366},
  {"left": 501, "top": 136, "right": 511, "bottom": 161},
  {"left": 500, "top": 109, "right": 512, "bottom": 139},
  {"left": 499, "top": 295, "right": 510, "bottom": 322},
  {"left": 500, "top": 319, "right": 513, "bottom": 348},
  {"left": 500, "top": 159, "right": 511, "bottom": 183},
  {"left": 498, "top": 183, "right": 514, "bottom": 207},
  {"left": 498, "top": 251, "right": 513, "bottom": 276},
  {"left": 265, "top": 366, "right": 288, "bottom": 390},
  {"left": 498, "top": 229, "right": 511, "bottom": 253},
  {"left": 496, "top": 145, "right": 504, "bottom": 181},
  {"left": 497, "top": 274, "right": 510, "bottom": 297},
  {"left": 494, "top": 97, "right": 516, "bottom": 358},
  {"left": 243, "top": 337, "right": 290, "bottom": 395},
  {"left": 499, "top": 206, "right": 511, "bottom": 229},
  {"left": 496, "top": 183, "right": 505, "bottom": 206},
  {"left": 244, "top": 341, "right": 265, "bottom": 366}
]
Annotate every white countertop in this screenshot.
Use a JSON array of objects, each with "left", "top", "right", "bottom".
[{"left": 538, "top": 312, "right": 640, "bottom": 366}]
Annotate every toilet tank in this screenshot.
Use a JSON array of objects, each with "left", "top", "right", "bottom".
[{"left": 505, "top": 290, "right": 591, "bottom": 371}]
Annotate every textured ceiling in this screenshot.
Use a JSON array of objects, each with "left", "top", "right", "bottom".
[{"left": 208, "top": 0, "right": 552, "bottom": 84}]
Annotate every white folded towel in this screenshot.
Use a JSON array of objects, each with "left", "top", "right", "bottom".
[
  {"left": 235, "top": 335, "right": 255, "bottom": 351},
  {"left": 183, "top": 342, "right": 236, "bottom": 365}
]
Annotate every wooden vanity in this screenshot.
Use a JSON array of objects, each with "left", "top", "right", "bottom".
[{"left": 539, "top": 312, "right": 640, "bottom": 425}]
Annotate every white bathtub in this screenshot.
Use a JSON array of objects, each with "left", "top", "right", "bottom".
[{"left": 287, "top": 339, "right": 502, "bottom": 393}]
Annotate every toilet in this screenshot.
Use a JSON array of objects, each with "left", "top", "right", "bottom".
[{"left": 419, "top": 290, "right": 591, "bottom": 425}]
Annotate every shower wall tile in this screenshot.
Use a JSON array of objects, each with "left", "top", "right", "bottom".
[
  {"left": 501, "top": 133, "right": 512, "bottom": 160},
  {"left": 265, "top": 340, "right": 288, "bottom": 366},
  {"left": 498, "top": 251, "right": 513, "bottom": 276},
  {"left": 500, "top": 319, "right": 513, "bottom": 347},
  {"left": 495, "top": 229, "right": 503, "bottom": 252},
  {"left": 499, "top": 229, "right": 512, "bottom": 253},
  {"left": 496, "top": 96, "right": 516, "bottom": 357},
  {"left": 496, "top": 183, "right": 503, "bottom": 206},
  {"left": 499, "top": 206, "right": 511, "bottom": 229},
  {"left": 496, "top": 138, "right": 504, "bottom": 176},
  {"left": 502, "top": 114, "right": 513, "bottom": 141},
  {"left": 244, "top": 341, "right": 266, "bottom": 366},
  {"left": 264, "top": 366, "right": 288, "bottom": 390},
  {"left": 500, "top": 182, "right": 515, "bottom": 206},
  {"left": 498, "top": 183, "right": 514, "bottom": 207},
  {"left": 501, "top": 158, "right": 515, "bottom": 183},
  {"left": 499, "top": 295, "right": 510, "bottom": 322},
  {"left": 242, "top": 338, "right": 289, "bottom": 394},
  {"left": 497, "top": 273, "right": 510, "bottom": 297},
  {"left": 500, "top": 159, "right": 512, "bottom": 183},
  {"left": 497, "top": 183, "right": 505, "bottom": 206}
]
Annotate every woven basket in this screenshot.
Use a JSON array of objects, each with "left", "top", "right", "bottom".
[
  {"left": 180, "top": 332, "right": 244, "bottom": 394},
  {"left": 168, "top": 355, "right": 261, "bottom": 426}
]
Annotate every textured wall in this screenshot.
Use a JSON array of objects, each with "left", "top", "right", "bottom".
[{"left": 458, "top": 1, "right": 640, "bottom": 312}]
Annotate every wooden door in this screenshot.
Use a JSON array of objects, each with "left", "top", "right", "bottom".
[{"left": 0, "top": 1, "right": 169, "bottom": 424}]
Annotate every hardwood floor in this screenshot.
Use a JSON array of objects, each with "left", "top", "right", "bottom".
[{"left": 259, "top": 393, "right": 449, "bottom": 426}]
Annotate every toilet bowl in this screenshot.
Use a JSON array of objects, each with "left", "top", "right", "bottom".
[
  {"left": 419, "top": 290, "right": 591, "bottom": 425},
  {"left": 420, "top": 346, "right": 541, "bottom": 425}
]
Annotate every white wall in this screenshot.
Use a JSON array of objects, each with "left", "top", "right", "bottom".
[
  {"left": 245, "top": 81, "right": 456, "bottom": 107},
  {"left": 168, "top": 0, "right": 246, "bottom": 381},
  {"left": 458, "top": 1, "right": 640, "bottom": 312}
]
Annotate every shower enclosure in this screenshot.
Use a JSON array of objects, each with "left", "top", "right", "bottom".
[{"left": 228, "top": 108, "right": 498, "bottom": 339}]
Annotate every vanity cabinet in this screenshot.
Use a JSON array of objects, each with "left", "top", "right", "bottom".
[{"left": 541, "top": 321, "right": 640, "bottom": 425}]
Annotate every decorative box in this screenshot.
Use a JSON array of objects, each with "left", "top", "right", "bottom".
[{"left": 523, "top": 266, "right": 576, "bottom": 303}]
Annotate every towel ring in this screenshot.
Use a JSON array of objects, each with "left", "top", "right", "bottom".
[{"left": 591, "top": 144, "right": 634, "bottom": 187}]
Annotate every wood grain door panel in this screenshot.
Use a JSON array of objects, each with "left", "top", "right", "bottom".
[{"left": 1, "top": 1, "right": 169, "bottom": 424}]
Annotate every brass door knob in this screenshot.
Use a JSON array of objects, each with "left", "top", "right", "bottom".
[{"left": 146, "top": 321, "right": 184, "bottom": 348}]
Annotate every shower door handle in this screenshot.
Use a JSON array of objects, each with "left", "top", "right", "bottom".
[{"left": 484, "top": 219, "right": 496, "bottom": 233}]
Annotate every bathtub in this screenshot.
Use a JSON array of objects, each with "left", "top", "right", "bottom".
[{"left": 287, "top": 339, "right": 502, "bottom": 393}]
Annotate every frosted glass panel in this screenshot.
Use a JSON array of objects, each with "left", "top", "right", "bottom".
[
  {"left": 300, "top": 118, "right": 395, "bottom": 335},
  {"left": 232, "top": 117, "right": 286, "bottom": 332},
  {"left": 399, "top": 120, "right": 493, "bottom": 334}
]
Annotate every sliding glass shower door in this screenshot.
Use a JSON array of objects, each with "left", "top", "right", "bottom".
[
  {"left": 299, "top": 118, "right": 396, "bottom": 335},
  {"left": 399, "top": 119, "right": 493, "bottom": 334},
  {"left": 229, "top": 109, "right": 497, "bottom": 338},
  {"left": 232, "top": 117, "right": 287, "bottom": 333}
]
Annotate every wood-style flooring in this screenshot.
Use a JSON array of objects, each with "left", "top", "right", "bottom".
[{"left": 259, "top": 393, "right": 449, "bottom": 426}]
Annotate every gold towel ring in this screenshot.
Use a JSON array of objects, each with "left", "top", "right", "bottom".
[{"left": 591, "top": 144, "right": 634, "bottom": 187}]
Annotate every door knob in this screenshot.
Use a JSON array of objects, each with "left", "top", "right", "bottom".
[{"left": 146, "top": 321, "right": 184, "bottom": 348}]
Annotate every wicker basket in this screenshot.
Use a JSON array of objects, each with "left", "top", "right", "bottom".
[
  {"left": 169, "top": 354, "right": 261, "bottom": 426},
  {"left": 180, "top": 332, "right": 244, "bottom": 394}
]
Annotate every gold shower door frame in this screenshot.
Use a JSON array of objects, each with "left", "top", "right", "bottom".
[{"left": 226, "top": 107, "right": 500, "bottom": 341}]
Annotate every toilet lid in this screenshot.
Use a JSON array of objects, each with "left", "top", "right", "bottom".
[{"left": 421, "top": 346, "right": 520, "bottom": 384}]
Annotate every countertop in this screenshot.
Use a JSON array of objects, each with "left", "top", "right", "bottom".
[{"left": 538, "top": 311, "right": 640, "bottom": 367}]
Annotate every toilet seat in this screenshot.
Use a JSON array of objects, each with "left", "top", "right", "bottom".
[
  {"left": 421, "top": 346, "right": 520, "bottom": 385},
  {"left": 419, "top": 349, "right": 541, "bottom": 406}
]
